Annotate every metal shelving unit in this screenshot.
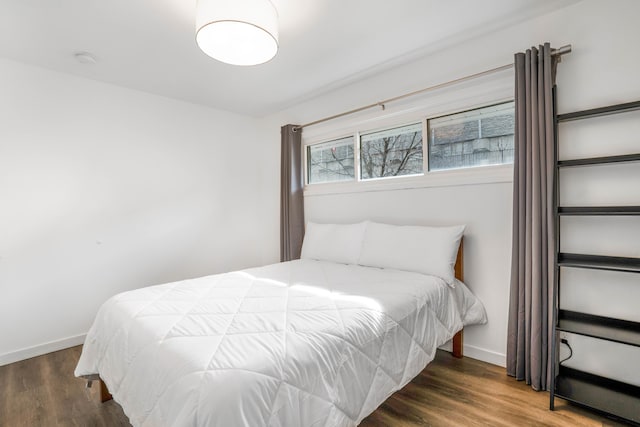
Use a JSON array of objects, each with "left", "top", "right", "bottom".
[
  {"left": 556, "top": 367, "right": 640, "bottom": 423},
  {"left": 558, "top": 253, "right": 640, "bottom": 273},
  {"left": 549, "top": 98, "right": 640, "bottom": 425},
  {"left": 558, "top": 206, "right": 640, "bottom": 216}
]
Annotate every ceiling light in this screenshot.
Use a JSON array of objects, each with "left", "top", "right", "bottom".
[{"left": 195, "top": 0, "right": 279, "bottom": 66}]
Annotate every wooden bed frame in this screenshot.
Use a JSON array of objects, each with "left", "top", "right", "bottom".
[
  {"left": 452, "top": 238, "right": 464, "bottom": 358},
  {"left": 98, "top": 238, "right": 466, "bottom": 402}
]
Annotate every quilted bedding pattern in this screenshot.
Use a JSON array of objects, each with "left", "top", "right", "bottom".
[{"left": 76, "top": 259, "right": 486, "bottom": 427}]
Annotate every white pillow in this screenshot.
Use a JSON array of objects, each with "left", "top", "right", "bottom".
[
  {"left": 300, "top": 222, "right": 366, "bottom": 265},
  {"left": 358, "top": 221, "right": 465, "bottom": 284}
]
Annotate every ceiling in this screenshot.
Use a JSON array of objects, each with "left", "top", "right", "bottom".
[{"left": 0, "top": 0, "right": 578, "bottom": 116}]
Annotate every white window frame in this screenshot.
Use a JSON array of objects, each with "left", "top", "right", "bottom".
[
  {"left": 426, "top": 100, "right": 516, "bottom": 173},
  {"left": 357, "top": 120, "right": 426, "bottom": 182},
  {"left": 305, "top": 134, "right": 356, "bottom": 185}
]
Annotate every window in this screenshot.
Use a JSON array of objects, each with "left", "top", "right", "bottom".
[
  {"left": 307, "top": 136, "right": 355, "bottom": 184},
  {"left": 304, "top": 100, "right": 515, "bottom": 189},
  {"left": 360, "top": 123, "right": 423, "bottom": 180},
  {"left": 428, "top": 101, "right": 514, "bottom": 171}
]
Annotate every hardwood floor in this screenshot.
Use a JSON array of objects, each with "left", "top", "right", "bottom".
[
  {"left": 0, "top": 346, "right": 129, "bottom": 427},
  {"left": 0, "top": 347, "right": 628, "bottom": 426},
  {"left": 361, "top": 351, "right": 628, "bottom": 427}
]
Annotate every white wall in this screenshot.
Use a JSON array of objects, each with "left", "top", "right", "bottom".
[
  {"left": 259, "top": 0, "right": 640, "bottom": 367},
  {"left": 2, "top": 0, "right": 638, "bottom": 374},
  {"left": 0, "top": 58, "right": 272, "bottom": 365}
]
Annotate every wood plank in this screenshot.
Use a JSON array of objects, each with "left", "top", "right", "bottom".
[
  {"left": 100, "top": 380, "right": 113, "bottom": 403},
  {"left": 454, "top": 238, "right": 464, "bottom": 282},
  {"left": 0, "top": 346, "right": 627, "bottom": 427},
  {"left": 451, "top": 238, "right": 464, "bottom": 358},
  {"left": 361, "top": 351, "right": 628, "bottom": 427},
  {"left": 452, "top": 329, "right": 463, "bottom": 358},
  {"left": 0, "top": 347, "right": 130, "bottom": 427}
]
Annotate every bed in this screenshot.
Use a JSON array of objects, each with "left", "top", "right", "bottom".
[{"left": 75, "top": 221, "right": 487, "bottom": 426}]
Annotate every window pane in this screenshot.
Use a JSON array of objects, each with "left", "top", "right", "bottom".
[
  {"left": 360, "top": 123, "right": 423, "bottom": 180},
  {"left": 307, "top": 136, "right": 355, "bottom": 184},
  {"left": 428, "top": 101, "right": 514, "bottom": 171}
]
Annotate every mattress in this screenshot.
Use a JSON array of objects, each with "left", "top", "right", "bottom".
[{"left": 75, "top": 259, "right": 486, "bottom": 426}]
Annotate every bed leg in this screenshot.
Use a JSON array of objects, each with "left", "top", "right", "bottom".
[
  {"left": 452, "top": 329, "right": 463, "bottom": 358},
  {"left": 100, "top": 379, "right": 113, "bottom": 403}
]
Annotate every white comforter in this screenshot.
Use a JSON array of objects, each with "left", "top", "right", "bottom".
[{"left": 76, "top": 259, "right": 486, "bottom": 427}]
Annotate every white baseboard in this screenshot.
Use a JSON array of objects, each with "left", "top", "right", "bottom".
[
  {"left": 439, "top": 340, "right": 506, "bottom": 367},
  {"left": 0, "top": 334, "right": 86, "bottom": 367},
  {"left": 463, "top": 344, "right": 506, "bottom": 367}
]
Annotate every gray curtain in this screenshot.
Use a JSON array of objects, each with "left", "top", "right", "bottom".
[
  {"left": 280, "top": 124, "right": 305, "bottom": 262},
  {"left": 507, "top": 43, "right": 558, "bottom": 391}
]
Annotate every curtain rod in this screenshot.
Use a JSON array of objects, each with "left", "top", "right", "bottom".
[{"left": 294, "top": 44, "right": 572, "bottom": 132}]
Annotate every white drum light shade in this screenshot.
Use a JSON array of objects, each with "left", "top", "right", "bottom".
[{"left": 196, "top": 0, "right": 279, "bottom": 66}]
